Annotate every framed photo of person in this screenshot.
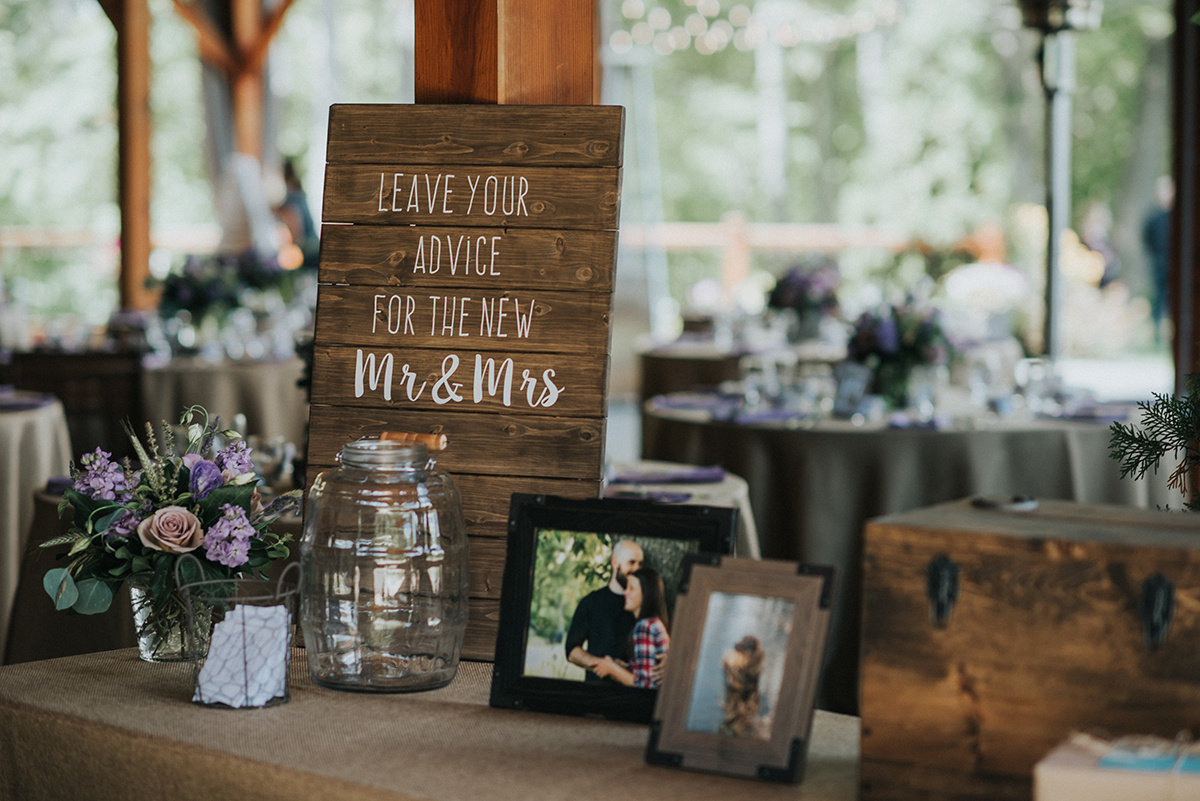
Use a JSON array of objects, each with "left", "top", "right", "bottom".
[
  {"left": 645, "top": 557, "right": 835, "bottom": 782},
  {"left": 488, "top": 494, "right": 737, "bottom": 723}
]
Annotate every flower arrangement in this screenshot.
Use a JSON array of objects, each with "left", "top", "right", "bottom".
[
  {"left": 847, "top": 301, "right": 954, "bottom": 407},
  {"left": 42, "top": 405, "right": 298, "bottom": 659},
  {"left": 767, "top": 259, "right": 841, "bottom": 319},
  {"left": 154, "top": 247, "right": 311, "bottom": 322}
]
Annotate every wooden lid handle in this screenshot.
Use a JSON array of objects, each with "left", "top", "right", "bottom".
[{"left": 380, "top": 431, "right": 448, "bottom": 452}]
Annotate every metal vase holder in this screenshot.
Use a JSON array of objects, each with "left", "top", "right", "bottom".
[{"left": 175, "top": 555, "right": 300, "bottom": 709}]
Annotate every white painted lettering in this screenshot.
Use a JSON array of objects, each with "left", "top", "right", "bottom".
[
  {"left": 517, "top": 176, "right": 529, "bottom": 216},
  {"left": 431, "top": 355, "right": 464, "bottom": 404},
  {"left": 404, "top": 295, "right": 416, "bottom": 335},
  {"left": 512, "top": 298, "right": 535, "bottom": 338},
  {"left": 399, "top": 363, "right": 427, "bottom": 401},
  {"left": 354, "top": 350, "right": 393, "bottom": 401},
  {"left": 466, "top": 175, "right": 481, "bottom": 215},
  {"left": 484, "top": 175, "right": 498, "bottom": 215},
  {"left": 391, "top": 173, "right": 404, "bottom": 211},
  {"left": 475, "top": 355, "right": 514, "bottom": 406}
]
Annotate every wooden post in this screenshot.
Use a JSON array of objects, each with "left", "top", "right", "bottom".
[
  {"left": 101, "top": 0, "right": 154, "bottom": 311},
  {"left": 1173, "top": 0, "right": 1200, "bottom": 387},
  {"left": 231, "top": 0, "right": 264, "bottom": 158},
  {"left": 414, "top": 0, "right": 596, "bottom": 105}
]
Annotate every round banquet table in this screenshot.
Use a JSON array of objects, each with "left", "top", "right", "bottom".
[
  {"left": 0, "top": 394, "right": 72, "bottom": 664},
  {"left": 605, "top": 459, "right": 762, "bottom": 559},
  {"left": 141, "top": 357, "right": 308, "bottom": 446},
  {"left": 641, "top": 399, "right": 1182, "bottom": 715}
]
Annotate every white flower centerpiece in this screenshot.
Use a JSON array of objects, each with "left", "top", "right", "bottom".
[{"left": 42, "top": 406, "right": 298, "bottom": 661}]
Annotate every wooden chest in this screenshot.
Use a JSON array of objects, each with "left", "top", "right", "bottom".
[{"left": 860, "top": 498, "right": 1200, "bottom": 800}]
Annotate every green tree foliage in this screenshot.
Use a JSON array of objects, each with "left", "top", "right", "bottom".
[{"left": 529, "top": 530, "right": 700, "bottom": 641}]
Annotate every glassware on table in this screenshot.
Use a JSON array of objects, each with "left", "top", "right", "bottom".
[{"left": 300, "top": 437, "right": 469, "bottom": 692}]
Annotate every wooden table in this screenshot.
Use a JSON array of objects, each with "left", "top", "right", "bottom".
[
  {"left": 0, "top": 395, "right": 71, "bottom": 663},
  {"left": 0, "top": 652, "right": 860, "bottom": 801},
  {"left": 642, "top": 400, "right": 1181, "bottom": 715}
]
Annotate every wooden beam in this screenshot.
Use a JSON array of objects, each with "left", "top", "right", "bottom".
[
  {"left": 171, "top": 0, "right": 238, "bottom": 75},
  {"left": 497, "top": 0, "right": 596, "bottom": 105},
  {"left": 244, "top": 0, "right": 297, "bottom": 75},
  {"left": 414, "top": 0, "right": 498, "bottom": 104},
  {"left": 231, "top": 0, "right": 263, "bottom": 157},
  {"left": 414, "top": 0, "right": 596, "bottom": 105},
  {"left": 114, "top": 0, "right": 153, "bottom": 311}
]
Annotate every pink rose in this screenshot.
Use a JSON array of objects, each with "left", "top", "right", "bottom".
[{"left": 137, "top": 506, "right": 204, "bottom": 553}]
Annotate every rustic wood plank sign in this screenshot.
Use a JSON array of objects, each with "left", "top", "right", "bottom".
[{"left": 309, "top": 104, "right": 624, "bottom": 659}]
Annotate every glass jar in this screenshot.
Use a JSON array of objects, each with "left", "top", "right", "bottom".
[{"left": 300, "top": 437, "right": 469, "bottom": 691}]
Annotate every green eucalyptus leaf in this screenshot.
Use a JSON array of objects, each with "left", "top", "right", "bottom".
[
  {"left": 131, "top": 556, "right": 152, "bottom": 574},
  {"left": 94, "top": 506, "right": 127, "bottom": 533},
  {"left": 72, "top": 579, "right": 114, "bottom": 615},
  {"left": 43, "top": 568, "right": 79, "bottom": 610}
]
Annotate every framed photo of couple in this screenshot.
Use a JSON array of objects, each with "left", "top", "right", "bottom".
[
  {"left": 646, "top": 556, "right": 835, "bottom": 783},
  {"left": 488, "top": 494, "right": 737, "bottom": 723}
]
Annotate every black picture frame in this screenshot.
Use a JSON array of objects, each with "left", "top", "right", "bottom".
[{"left": 489, "top": 493, "right": 737, "bottom": 723}]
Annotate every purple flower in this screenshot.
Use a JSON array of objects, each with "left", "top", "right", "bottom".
[
  {"left": 875, "top": 314, "right": 900, "bottom": 354},
  {"left": 73, "top": 449, "right": 133, "bottom": 502},
  {"left": 107, "top": 509, "right": 141, "bottom": 542},
  {"left": 203, "top": 503, "right": 256, "bottom": 568},
  {"left": 188, "top": 459, "right": 224, "bottom": 499},
  {"left": 215, "top": 440, "right": 254, "bottom": 476}
]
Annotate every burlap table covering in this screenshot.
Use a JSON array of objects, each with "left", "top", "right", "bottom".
[{"left": 0, "top": 650, "right": 859, "bottom": 801}]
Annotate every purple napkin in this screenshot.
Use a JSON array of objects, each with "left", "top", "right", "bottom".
[
  {"left": 1051, "top": 403, "right": 1134, "bottom": 424},
  {"left": 0, "top": 391, "right": 56, "bottom": 412},
  {"left": 607, "top": 465, "right": 727, "bottom": 485},
  {"left": 604, "top": 488, "right": 693, "bottom": 504},
  {"left": 732, "top": 407, "right": 806, "bottom": 425},
  {"left": 651, "top": 393, "right": 740, "bottom": 416},
  {"left": 887, "top": 412, "right": 952, "bottom": 430}
]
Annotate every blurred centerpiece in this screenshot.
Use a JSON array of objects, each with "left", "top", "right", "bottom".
[
  {"left": 152, "top": 247, "right": 315, "bottom": 362},
  {"left": 847, "top": 301, "right": 954, "bottom": 409},
  {"left": 41, "top": 405, "right": 298, "bottom": 662},
  {"left": 766, "top": 257, "right": 841, "bottom": 343}
]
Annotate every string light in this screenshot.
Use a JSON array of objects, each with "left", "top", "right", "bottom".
[{"left": 608, "top": 0, "right": 903, "bottom": 56}]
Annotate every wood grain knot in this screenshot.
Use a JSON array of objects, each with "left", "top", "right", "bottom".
[
  {"left": 503, "top": 141, "right": 530, "bottom": 157},
  {"left": 585, "top": 140, "right": 611, "bottom": 158},
  {"left": 387, "top": 249, "right": 407, "bottom": 267},
  {"left": 554, "top": 236, "right": 566, "bottom": 254}
]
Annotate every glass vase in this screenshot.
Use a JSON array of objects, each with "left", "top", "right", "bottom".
[
  {"left": 300, "top": 438, "right": 469, "bottom": 692},
  {"left": 128, "top": 572, "right": 211, "bottom": 662}
]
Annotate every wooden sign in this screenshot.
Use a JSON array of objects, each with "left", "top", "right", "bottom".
[{"left": 309, "top": 104, "right": 624, "bottom": 659}]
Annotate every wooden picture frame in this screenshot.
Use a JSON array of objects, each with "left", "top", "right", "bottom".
[
  {"left": 645, "top": 557, "right": 835, "bottom": 783},
  {"left": 489, "top": 494, "right": 737, "bottom": 723}
]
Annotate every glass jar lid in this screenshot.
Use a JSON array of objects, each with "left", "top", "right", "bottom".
[{"left": 337, "top": 437, "right": 428, "bottom": 469}]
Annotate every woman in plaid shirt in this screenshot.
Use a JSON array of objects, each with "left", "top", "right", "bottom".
[{"left": 593, "top": 567, "right": 670, "bottom": 688}]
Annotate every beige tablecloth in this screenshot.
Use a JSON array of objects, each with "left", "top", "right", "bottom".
[
  {"left": 606, "top": 459, "right": 762, "bottom": 559},
  {"left": 642, "top": 403, "right": 1183, "bottom": 715},
  {"left": 0, "top": 652, "right": 859, "bottom": 801},
  {"left": 141, "top": 357, "right": 308, "bottom": 446},
  {"left": 0, "top": 397, "right": 71, "bottom": 662}
]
